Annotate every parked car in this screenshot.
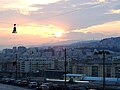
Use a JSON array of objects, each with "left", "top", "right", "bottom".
[
  {"left": 2, "top": 78, "right": 10, "bottom": 84},
  {"left": 20, "top": 80, "right": 28, "bottom": 86},
  {"left": 36, "top": 84, "right": 49, "bottom": 90},
  {"left": 9, "top": 78, "right": 15, "bottom": 84},
  {"left": 13, "top": 80, "right": 21, "bottom": 86},
  {"left": 36, "top": 83, "right": 54, "bottom": 90},
  {"left": 28, "top": 82, "right": 38, "bottom": 88}
]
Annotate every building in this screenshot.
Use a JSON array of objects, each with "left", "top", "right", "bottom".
[
  {"left": 72, "top": 56, "right": 120, "bottom": 78},
  {"left": 19, "top": 57, "right": 55, "bottom": 73}
]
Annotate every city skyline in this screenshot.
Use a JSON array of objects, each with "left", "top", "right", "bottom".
[{"left": 0, "top": 0, "right": 120, "bottom": 49}]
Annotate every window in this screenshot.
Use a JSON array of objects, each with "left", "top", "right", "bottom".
[{"left": 92, "top": 66, "right": 98, "bottom": 77}]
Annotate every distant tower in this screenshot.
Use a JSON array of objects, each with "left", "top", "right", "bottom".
[{"left": 12, "top": 24, "right": 17, "bottom": 33}]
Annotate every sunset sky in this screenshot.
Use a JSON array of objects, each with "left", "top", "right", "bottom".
[{"left": 0, "top": 0, "right": 120, "bottom": 49}]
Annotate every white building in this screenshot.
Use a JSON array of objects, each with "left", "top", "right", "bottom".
[{"left": 19, "top": 57, "right": 55, "bottom": 73}]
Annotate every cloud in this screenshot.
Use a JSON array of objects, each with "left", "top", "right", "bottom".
[
  {"left": 64, "top": 20, "right": 120, "bottom": 41},
  {"left": 109, "top": 9, "right": 120, "bottom": 14},
  {"left": 3, "top": 3, "right": 41, "bottom": 15},
  {"left": 0, "top": 0, "right": 109, "bottom": 15},
  {"left": 18, "top": 0, "right": 62, "bottom": 5},
  {"left": 97, "top": 0, "right": 107, "bottom": 3},
  {"left": 74, "top": 21, "right": 120, "bottom": 35},
  {"left": 0, "top": 0, "right": 63, "bottom": 15},
  {"left": 64, "top": 31, "right": 106, "bottom": 41}
]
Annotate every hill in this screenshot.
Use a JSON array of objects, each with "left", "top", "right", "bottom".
[{"left": 69, "top": 37, "right": 120, "bottom": 51}]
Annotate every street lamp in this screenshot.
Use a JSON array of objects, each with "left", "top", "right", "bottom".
[
  {"left": 94, "top": 50, "right": 110, "bottom": 90},
  {"left": 12, "top": 24, "right": 17, "bottom": 33},
  {"left": 12, "top": 24, "right": 18, "bottom": 79}
]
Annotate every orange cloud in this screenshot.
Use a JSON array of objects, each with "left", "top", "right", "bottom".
[
  {"left": 110, "top": 9, "right": 120, "bottom": 14},
  {"left": 74, "top": 21, "right": 120, "bottom": 35},
  {"left": 17, "top": 23, "right": 65, "bottom": 38}
]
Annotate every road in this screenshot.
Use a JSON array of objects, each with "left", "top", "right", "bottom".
[{"left": 0, "top": 83, "right": 32, "bottom": 90}]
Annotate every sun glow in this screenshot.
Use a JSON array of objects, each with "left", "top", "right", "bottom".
[
  {"left": 54, "top": 32, "right": 63, "bottom": 37},
  {"left": 17, "top": 23, "right": 65, "bottom": 38}
]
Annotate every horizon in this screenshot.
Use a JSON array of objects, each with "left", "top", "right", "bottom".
[
  {"left": 0, "top": 0, "right": 120, "bottom": 50},
  {"left": 0, "top": 36, "right": 119, "bottom": 50},
  {"left": 0, "top": 38, "right": 97, "bottom": 50}
]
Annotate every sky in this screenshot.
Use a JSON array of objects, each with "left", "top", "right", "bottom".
[{"left": 0, "top": 0, "right": 120, "bottom": 49}]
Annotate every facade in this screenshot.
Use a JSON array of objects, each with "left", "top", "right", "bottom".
[
  {"left": 0, "top": 60, "right": 20, "bottom": 78},
  {"left": 54, "top": 58, "right": 71, "bottom": 72},
  {"left": 19, "top": 57, "right": 55, "bottom": 73},
  {"left": 72, "top": 57, "right": 120, "bottom": 78}
]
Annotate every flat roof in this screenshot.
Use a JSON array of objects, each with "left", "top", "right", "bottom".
[
  {"left": 83, "top": 77, "right": 119, "bottom": 81},
  {"left": 64, "top": 74, "right": 85, "bottom": 77}
]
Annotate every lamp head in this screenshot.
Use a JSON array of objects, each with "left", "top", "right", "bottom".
[{"left": 12, "top": 24, "right": 17, "bottom": 33}]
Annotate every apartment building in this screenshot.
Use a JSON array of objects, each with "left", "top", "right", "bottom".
[
  {"left": 72, "top": 57, "right": 120, "bottom": 78},
  {"left": 19, "top": 57, "right": 55, "bottom": 73}
]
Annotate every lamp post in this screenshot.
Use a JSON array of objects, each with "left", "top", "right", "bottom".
[
  {"left": 13, "top": 53, "right": 18, "bottom": 80},
  {"left": 64, "top": 48, "right": 67, "bottom": 89},
  {"left": 15, "top": 53, "right": 18, "bottom": 80},
  {"left": 94, "top": 50, "right": 110, "bottom": 90},
  {"left": 12, "top": 24, "right": 18, "bottom": 79}
]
